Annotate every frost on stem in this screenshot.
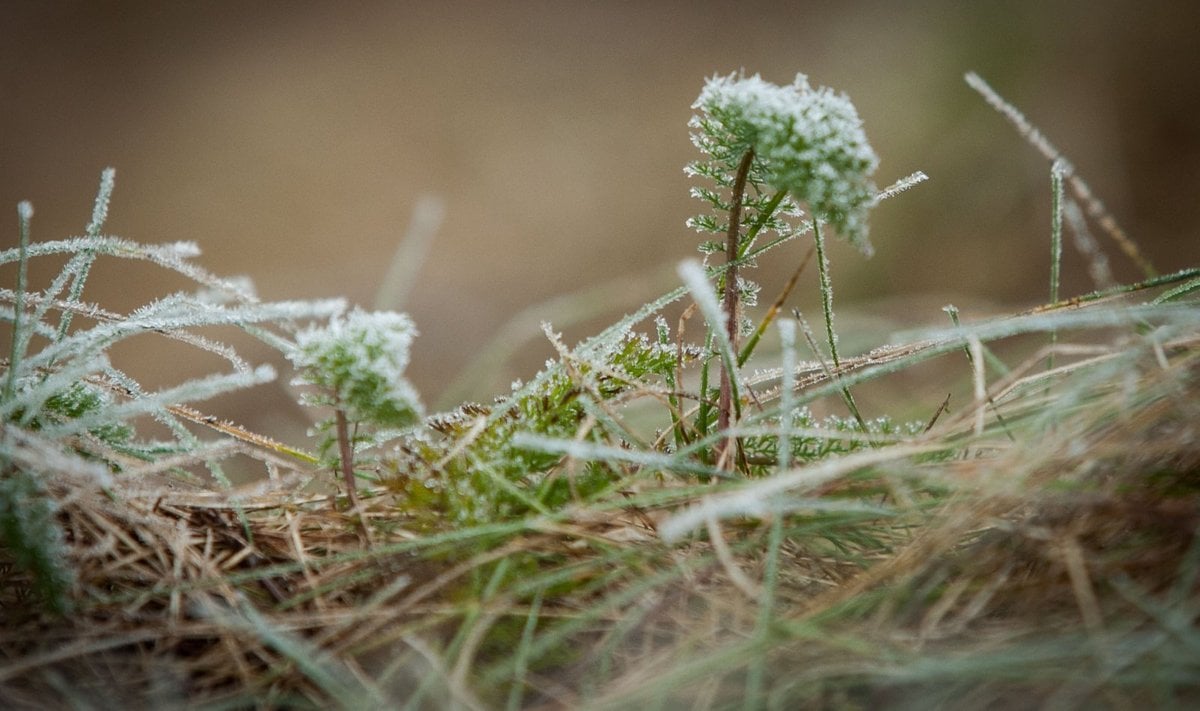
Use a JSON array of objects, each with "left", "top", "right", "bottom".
[
  {"left": 690, "top": 72, "right": 880, "bottom": 255},
  {"left": 687, "top": 72, "right": 882, "bottom": 450},
  {"left": 289, "top": 307, "right": 424, "bottom": 508},
  {"left": 85, "top": 167, "right": 116, "bottom": 237}
]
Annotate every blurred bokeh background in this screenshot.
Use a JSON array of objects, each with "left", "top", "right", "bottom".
[{"left": 4, "top": 1, "right": 1198, "bottom": 447}]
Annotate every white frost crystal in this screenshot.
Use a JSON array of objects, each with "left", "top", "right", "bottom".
[
  {"left": 692, "top": 72, "right": 879, "bottom": 255},
  {"left": 289, "top": 308, "right": 423, "bottom": 428}
]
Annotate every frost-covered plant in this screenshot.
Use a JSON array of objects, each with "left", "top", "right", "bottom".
[
  {"left": 1, "top": 170, "right": 343, "bottom": 612},
  {"left": 687, "top": 72, "right": 880, "bottom": 452},
  {"left": 690, "top": 73, "right": 879, "bottom": 254},
  {"left": 289, "top": 308, "right": 423, "bottom": 508}
]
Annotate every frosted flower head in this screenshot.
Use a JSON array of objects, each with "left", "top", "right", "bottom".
[
  {"left": 693, "top": 72, "right": 880, "bottom": 254},
  {"left": 289, "top": 308, "right": 423, "bottom": 428}
]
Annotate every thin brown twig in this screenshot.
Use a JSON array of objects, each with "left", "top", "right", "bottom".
[
  {"left": 716, "top": 148, "right": 756, "bottom": 467},
  {"left": 334, "top": 408, "right": 359, "bottom": 511}
]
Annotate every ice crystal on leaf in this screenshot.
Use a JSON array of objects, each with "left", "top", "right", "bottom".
[{"left": 690, "top": 72, "right": 880, "bottom": 254}]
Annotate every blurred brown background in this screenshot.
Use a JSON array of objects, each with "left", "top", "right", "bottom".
[{"left": 3, "top": 1, "right": 1199, "bottom": 446}]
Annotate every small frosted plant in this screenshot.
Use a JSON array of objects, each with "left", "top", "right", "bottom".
[
  {"left": 688, "top": 72, "right": 879, "bottom": 454},
  {"left": 2, "top": 170, "right": 345, "bottom": 612},
  {"left": 289, "top": 308, "right": 423, "bottom": 509}
]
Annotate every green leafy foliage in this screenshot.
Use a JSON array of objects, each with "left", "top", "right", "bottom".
[
  {"left": 738, "top": 407, "right": 924, "bottom": 476},
  {"left": 12, "top": 380, "right": 133, "bottom": 449},
  {"left": 0, "top": 467, "right": 73, "bottom": 614},
  {"left": 387, "top": 327, "right": 686, "bottom": 525}
]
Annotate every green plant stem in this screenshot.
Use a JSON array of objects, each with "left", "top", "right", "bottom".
[
  {"left": 809, "top": 224, "right": 869, "bottom": 431},
  {"left": 811, "top": 221, "right": 840, "bottom": 369},
  {"left": 664, "top": 316, "right": 690, "bottom": 452},
  {"left": 697, "top": 333, "right": 713, "bottom": 442},
  {"left": 716, "top": 150, "right": 755, "bottom": 466},
  {"left": 777, "top": 319, "right": 797, "bottom": 472}
]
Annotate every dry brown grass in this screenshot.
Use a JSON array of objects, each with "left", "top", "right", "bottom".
[{"left": 3, "top": 290, "right": 1199, "bottom": 710}]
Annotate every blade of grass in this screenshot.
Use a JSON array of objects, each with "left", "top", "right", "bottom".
[
  {"left": 505, "top": 588, "right": 544, "bottom": 711},
  {"left": 52, "top": 168, "right": 115, "bottom": 345},
  {"left": 965, "top": 71, "right": 1155, "bottom": 277},
  {"left": 1048, "top": 159, "right": 1066, "bottom": 375},
  {"left": 745, "top": 513, "right": 784, "bottom": 710},
  {"left": 375, "top": 193, "right": 444, "bottom": 311},
  {"left": 777, "top": 318, "right": 797, "bottom": 472},
  {"left": 794, "top": 310, "right": 867, "bottom": 432},
  {"left": 4, "top": 202, "right": 34, "bottom": 404},
  {"left": 200, "top": 596, "right": 386, "bottom": 710}
]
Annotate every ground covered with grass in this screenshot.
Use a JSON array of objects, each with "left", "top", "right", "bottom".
[{"left": 3, "top": 73, "right": 1199, "bottom": 709}]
